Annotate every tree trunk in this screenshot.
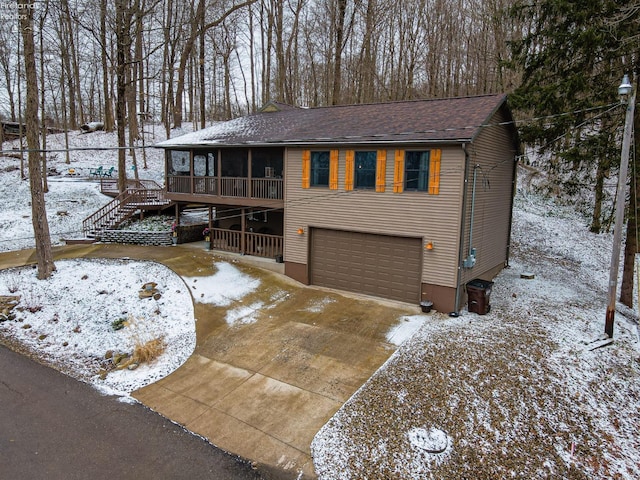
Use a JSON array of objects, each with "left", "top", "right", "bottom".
[
  {"left": 331, "top": 0, "right": 348, "bottom": 105},
  {"left": 248, "top": 4, "right": 256, "bottom": 112},
  {"left": 261, "top": 0, "right": 273, "bottom": 106},
  {"left": 38, "top": 7, "right": 49, "bottom": 192},
  {"left": 19, "top": 0, "right": 56, "bottom": 280},
  {"left": 590, "top": 158, "right": 606, "bottom": 233},
  {"left": 126, "top": 22, "right": 139, "bottom": 177},
  {"left": 115, "top": 0, "right": 129, "bottom": 193},
  {"left": 61, "top": 0, "right": 83, "bottom": 126},
  {"left": 101, "top": 0, "right": 114, "bottom": 131},
  {"left": 199, "top": 9, "right": 206, "bottom": 128},
  {"left": 274, "top": 0, "right": 285, "bottom": 101},
  {"left": 16, "top": 39, "right": 25, "bottom": 180}
]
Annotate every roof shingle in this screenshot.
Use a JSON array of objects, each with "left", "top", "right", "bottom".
[{"left": 158, "top": 94, "right": 511, "bottom": 147}]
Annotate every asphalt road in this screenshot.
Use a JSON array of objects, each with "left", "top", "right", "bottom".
[{"left": 0, "top": 344, "right": 267, "bottom": 480}]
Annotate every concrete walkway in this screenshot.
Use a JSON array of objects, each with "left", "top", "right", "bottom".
[{"left": 0, "top": 244, "right": 417, "bottom": 479}]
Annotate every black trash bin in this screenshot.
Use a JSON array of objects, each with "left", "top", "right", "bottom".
[{"left": 466, "top": 279, "right": 494, "bottom": 315}]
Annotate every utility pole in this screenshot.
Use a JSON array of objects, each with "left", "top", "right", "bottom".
[{"left": 605, "top": 76, "right": 636, "bottom": 338}]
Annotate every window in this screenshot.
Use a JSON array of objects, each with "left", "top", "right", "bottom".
[
  {"left": 168, "top": 150, "right": 190, "bottom": 176},
  {"left": 194, "top": 152, "right": 215, "bottom": 176},
  {"left": 404, "top": 151, "right": 430, "bottom": 191},
  {"left": 311, "top": 151, "right": 330, "bottom": 187},
  {"left": 354, "top": 151, "right": 377, "bottom": 189}
]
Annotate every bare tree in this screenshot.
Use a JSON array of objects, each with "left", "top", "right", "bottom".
[
  {"left": 101, "top": 0, "right": 114, "bottom": 131},
  {"left": 331, "top": 0, "right": 348, "bottom": 105},
  {"left": 114, "top": 0, "right": 132, "bottom": 192},
  {"left": 172, "top": 0, "right": 256, "bottom": 128},
  {"left": 18, "top": 0, "right": 56, "bottom": 279}
]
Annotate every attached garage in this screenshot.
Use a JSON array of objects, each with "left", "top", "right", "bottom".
[{"left": 310, "top": 228, "right": 423, "bottom": 303}]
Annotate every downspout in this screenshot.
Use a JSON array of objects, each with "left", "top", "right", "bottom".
[
  {"left": 505, "top": 153, "right": 518, "bottom": 267},
  {"left": 453, "top": 144, "right": 471, "bottom": 314},
  {"left": 463, "top": 164, "right": 480, "bottom": 268}
]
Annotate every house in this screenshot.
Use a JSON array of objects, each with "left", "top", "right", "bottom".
[{"left": 156, "top": 94, "right": 519, "bottom": 313}]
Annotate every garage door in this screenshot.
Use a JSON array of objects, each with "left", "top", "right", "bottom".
[{"left": 310, "top": 229, "right": 422, "bottom": 303}]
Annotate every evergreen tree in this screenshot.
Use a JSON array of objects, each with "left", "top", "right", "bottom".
[
  {"left": 510, "top": 0, "right": 627, "bottom": 232},
  {"left": 509, "top": 0, "right": 639, "bottom": 308}
]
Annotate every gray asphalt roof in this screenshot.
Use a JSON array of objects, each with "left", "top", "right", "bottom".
[{"left": 157, "top": 94, "right": 512, "bottom": 148}]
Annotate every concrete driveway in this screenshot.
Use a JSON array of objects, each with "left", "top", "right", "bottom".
[{"left": 0, "top": 243, "right": 419, "bottom": 479}]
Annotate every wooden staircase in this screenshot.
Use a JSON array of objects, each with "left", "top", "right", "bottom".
[{"left": 82, "top": 181, "right": 173, "bottom": 239}]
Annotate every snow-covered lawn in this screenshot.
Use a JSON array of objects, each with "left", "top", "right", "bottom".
[
  {"left": 0, "top": 258, "right": 196, "bottom": 397},
  {"left": 1, "top": 128, "right": 639, "bottom": 478}
]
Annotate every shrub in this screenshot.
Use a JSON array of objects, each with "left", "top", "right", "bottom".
[{"left": 111, "top": 318, "right": 126, "bottom": 331}]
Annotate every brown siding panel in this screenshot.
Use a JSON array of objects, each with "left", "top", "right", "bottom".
[
  {"left": 285, "top": 147, "right": 466, "bottom": 289},
  {"left": 459, "top": 108, "right": 517, "bottom": 286}
]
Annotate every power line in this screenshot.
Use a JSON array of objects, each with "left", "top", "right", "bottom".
[{"left": 0, "top": 100, "right": 626, "bottom": 156}]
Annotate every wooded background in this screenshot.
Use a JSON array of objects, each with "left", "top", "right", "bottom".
[
  {"left": 0, "top": 0, "right": 518, "bottom": 133},
  {"left": 2, "top": 0, "right": 640, "bottom": 305}
]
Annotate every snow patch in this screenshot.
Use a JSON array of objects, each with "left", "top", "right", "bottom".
[
  {"left": 184, "top": 262, "right": 260, "bottom": 306},
  {"left": 386, "top": 315, "right": 427, "bottom": 345}
]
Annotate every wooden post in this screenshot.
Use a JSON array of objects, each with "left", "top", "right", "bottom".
[
  {"left": 247, "top": 149, "right": 252, "bottom": 198},
  {"left": 241, "top": 208, "right": 246, "bottom": 254},
  {"left": 605, "top": 88, "right": 636, "bottom": 338}
]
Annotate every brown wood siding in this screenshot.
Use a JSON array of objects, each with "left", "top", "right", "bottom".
[
  {"left": 458, "top": 108, "right": 517, "bottom": 286},
  {"left": 310, "top": 229, "right": 422, "bottom": 303},
  {"left": 284, "top": 146, "right": 466, "bottom": 288}
]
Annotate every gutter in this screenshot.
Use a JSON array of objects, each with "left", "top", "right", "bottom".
[{"left": 154, "top": 139, "right": 474, "bottom": 149}]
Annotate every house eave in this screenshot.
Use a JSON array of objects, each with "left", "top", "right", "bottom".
[{"left": 154, "top": 138, "right": 472, "bottom": 149}]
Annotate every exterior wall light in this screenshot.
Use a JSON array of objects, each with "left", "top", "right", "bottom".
[
  {"left": 297, "top": 228, "right": 305, "bottom": 235},
  {"left": 425, "top": 241, "right": 434, "bottom": 250}
]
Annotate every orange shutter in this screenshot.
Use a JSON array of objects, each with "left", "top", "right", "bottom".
[
  {"left": 429, "top": 149, "right": 441, "bottom": 194},
  {"left": 329, "top": 150, "right": 339, "bottom": 190},
  {"left": 393, "top": 150, "right": 404, "bottom": 193},
  {"left": 302, "top": 150, "right": 310, "bottom": 189},
  {"left": 376, "top": 150, "right": 386, "bottom": 192},
  {"left": 345, "top": 150, "right": 354, "bottom": 191}
]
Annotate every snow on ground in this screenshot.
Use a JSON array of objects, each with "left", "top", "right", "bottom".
[
  {"left": 183, "top": 262, "right": 261, "bottom": 306},
  {"left": 0, "top": 124, "right": 181, "bottom": 252},
  {"left": 311, "top": 190, "right": 640, "bottom": 479},
  {"left": 0, "top": 125, "right": 264, "bottom": 401},
  {"left": 0, "top": 258, "right": 196, "bottom": 397},
  {"left": 1, "top": 128, "right": 639, "bottom": 477}
]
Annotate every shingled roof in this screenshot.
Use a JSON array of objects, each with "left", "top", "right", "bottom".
[{"left": 158, "top": 94, "right": 513, "bottom": 148}]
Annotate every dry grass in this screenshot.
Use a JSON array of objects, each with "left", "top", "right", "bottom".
[
  {"left": 122, "top": 315, "right": 167, "bottom": 368},
  {"left": 131, "top": 336, "right": 166, "bottom": 365}
]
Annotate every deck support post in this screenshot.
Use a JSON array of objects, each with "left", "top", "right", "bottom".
[{"left": 241, "top": 207, "right": 246, "bottom": 254}]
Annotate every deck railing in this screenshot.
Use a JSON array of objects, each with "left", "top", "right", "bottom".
[
  {"left": 211, "top": 228, "right": 242, "bottom": 252},
  {"left": 252, "top": 178, "right": 283, "bottom": 199},
  {"left": 82, "top": 187, "right": 169, "bottom": 237},
  {"left": 99, "top": 178, "right": 164, "bottom": 196},
  {"left": 211, "top": 228, "right": 283, "bottom": 259},
  {"left": 245, "top": 231, "right": 283, "bottom": 258},
  {"left": 167, "top": 175, "right": 283, "bottom": 200},
  {"left": 167, "top": 176, "right": 191, "bottom": 194},
  {"left": 220, "top": 177, "right": 248, "bottom": 197}
]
